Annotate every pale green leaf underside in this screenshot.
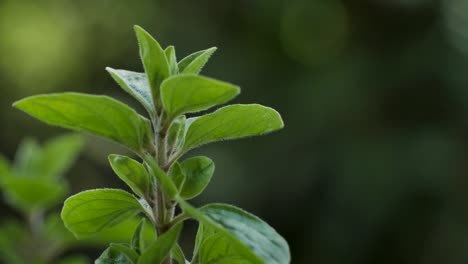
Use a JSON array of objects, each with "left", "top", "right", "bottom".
[
  {"left": 178, "top": 47, "right": 217, "bottom": 74},
  {"left": 109, "top": 154, "right": 150, "bottom": 199},
  {"left": 184, "top": 104, "right": 284, "bottom": 151},
  {"left": 106, "top": 68, "right": 156, "bottom": 116},
  {"left": 180, "top": 201, "right": 290, "bottom": 264},
  {"left": 138, "top": 223, "right": 183, "bottom": 264},
  {"left": 161, "top": 74, "right": 240, "bottom": 117},
  {"left": 61, "top": 189, "right": 144, "bottom": 239},
  {"left": 134, "top": 25, "right": 170, "bottom": 102},
  {"left": 13, "top": 93, "right": 153, "bottom": 153}
]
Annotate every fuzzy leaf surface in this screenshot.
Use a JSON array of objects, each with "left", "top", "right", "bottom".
[
  {"left": 184, "top": 104, "right": 284, "bottom": 151},
  {"left": 61, "top": 189, "right": 144, "bottom": 239},
  {"left": 161, "top": 74, "right": 239, "bottom": 118},
  {"left": 180, "top": 201, "right": 290, "bottom": 264},
  {"left": 138, "top": 223, "right": 183, "bottom": 264},
  {"left": 134, "top": 25, "right": 169, "bottom": 103},
  {"left": 106, "top": 68, "right": 155, "bottom": 116},
  {"left": 178, "top": 47, "right": 217, "bottom": 74},
  {"left": 13, "top": 93, "right": 153, "bottom": 153},
  {"left": 109, "top": 155, "right": 150, "bottom": 199}
]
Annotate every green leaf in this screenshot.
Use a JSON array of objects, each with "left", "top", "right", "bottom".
[
  {"left": 178, "top": 47, "right": 217, "bottom": 74},
  {"left": 131, "top": 218, "right": 147, "bottom": 254},
  {"left": 195, "top": 226, "right": 252, "bottom": 264},
  {"left": 2, "top": 178, "right": 66, "bottom": 211},
  {"left": 184, "top": 104, "right": 284, "bottom": 151},
  {"left": 40, "top": 133, "right": 84, "bottom": 180},
  {"left": 179, "top": 201, "right": 291, "bottom": 264},
  {"left": 109, "top": 154, "right": 150, "bottom": 199},
  {"left": 13, "top": 93, "right": 153, "bottom": 153},
  {"left": 13, "top": 137, "right": 41, "bottom": 176},
  {"left": 169, "top": 162, "right": 185, "bottom": 192},
  {"left": 165, "top": 45, "right": 178, "bottom": 75},
  {"left": 143, "top": 154, "right": 178, "bottom": 199},
  {"left": 178, "top": 156, "right": 214, "bottom": 200},
  {"left": 134, "top": 25, "right": 170, "bottom": 104},
  {"left": 96, "top": 243, "right": 138, "bottom": 264},
  {"left": 106, "top": 68, "right": 156, "bottom": 116},
  {"left": 172, "top": 243, "right": 188, "bottom": 264},
  {"left": 138, "top": 223, "right": 183, "bottom": 264},
  {"left": 61, "top": 189, "right": 145, "bottom": 239},
  {"left": 161, "top": 74, "right": 240, "bottom": 118},
  {"left": 167, "top": 115, "right": 186, "bottom": 156}
]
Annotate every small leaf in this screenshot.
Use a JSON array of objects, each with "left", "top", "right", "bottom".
[
  {"left": 138, "top": 223, "right": 183, "bottom": 264},
  {"left": 131, "top": 218, "right": 147, "bottom": 254},
  {"left": 172, "top": 243, "right": 188, "bottom": 264},
  {"left": 178, "top": 47, "right": 217, "bottom": 74},
  {"left": 109, "top": 154, "right": 150, "bottom": 199},
  {"left": 179, "top": 201, "right": 291, "bottom": 264},
  {"left": 161, "top": 74, "right": 240, "bottom": 118},
  {"left": 169, "top": 162, "right": 185, "bottom": 192},
  {"left": 96, "top": 243, "right": 138, "bottom": 264},
  {"left": 13, "top": 93, "right": 153, "bottom": 153},
  {"left": 184, "top": 104, "right": 284, "bottom": 151},
  {"left": 134, "top": 25, "right": 170, "bottom": 104},
  {"left": 2, "top": 178, "right": 66, "bottom": 211},
  {"left": 167, "top": 115, "right": 186, "bottom": 156},
  {"left": 61, "top": 189, "right": 145, "bottom": 239},
  {"left": 106, "top": 68, "right": 156, "bottom": 116},
  {"left": 165, "top": 45, "right": 178, "bottom": 75},
  {"left": 13, "top": 138, "right": 41, "bottom": 176},
  {"left": 41, "top": 133, "right": 84, "bottom": 180},
  {"left": 143, "top": 154, "right": 178, "bottom": 199},
  {"left": 178, "top": 156, "right": 214, "bottom": 200}
]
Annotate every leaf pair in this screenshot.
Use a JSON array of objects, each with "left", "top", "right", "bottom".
[{"left": 0, "top": 134, "right": 84, "bottom": 211}]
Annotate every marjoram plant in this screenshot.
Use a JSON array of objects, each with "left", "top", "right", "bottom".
[{"left": 13, "top": 26, "right": 291, "bottom": 264}]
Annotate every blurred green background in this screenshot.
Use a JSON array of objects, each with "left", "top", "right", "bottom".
[{"left": 1, "top": 0, "right": 468, "bottom": 263}]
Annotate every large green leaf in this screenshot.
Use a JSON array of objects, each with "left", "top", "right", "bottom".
[
  {"left": 171, "top": 156, "right": 214, "bottom": 200},
  {"left": 134, "top": 25, "right": 170, "bottom": 104},
  {"left": 161, "top": 74, "right": 240, "bottom": 118},
  {"left": 0, "top": 155, "right": 10, "bottom": 178},
  {"left": 13, "top": 93, "right": 153, "bottom": 153},
  {"left": 195, "top": 225, "right": 252, "bottom": 264},
  {"left": 61, "top": 189, "right": 145, "bottom": 239},
  {"left": 179, "top": 201, "right": 290, "bottom": 264},
  {"left": 178, "top": 47, "right": 217, "bottom": 74},
  {"left": 138, "top": 223, "right": 183, "bottom": 264},
  {"left": 184, "top": 104, "right": 284, "bottom": 151},
  {"left": 109, "top": 154, "right": 150, "bottom": 199},
  {"left": 96, "top": 243, "right": 138, "bottom": 264},
  {"left": 106, "top": 68, "right": 156, "bottom": 116},
  {"left": 2, "top": 177, "right": 66, "bottom": 211}
]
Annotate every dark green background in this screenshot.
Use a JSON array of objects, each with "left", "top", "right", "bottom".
[{"left": 1, "top": 0, "right": 468, "bottom": 263}]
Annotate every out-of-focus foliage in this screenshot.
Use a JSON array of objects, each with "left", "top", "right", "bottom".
[
  {"left": 1, "top": 0, "right": 468, "bottom": 263},
  {"left": 0, "top": 135, "right": 155, "bottom": 263}
]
